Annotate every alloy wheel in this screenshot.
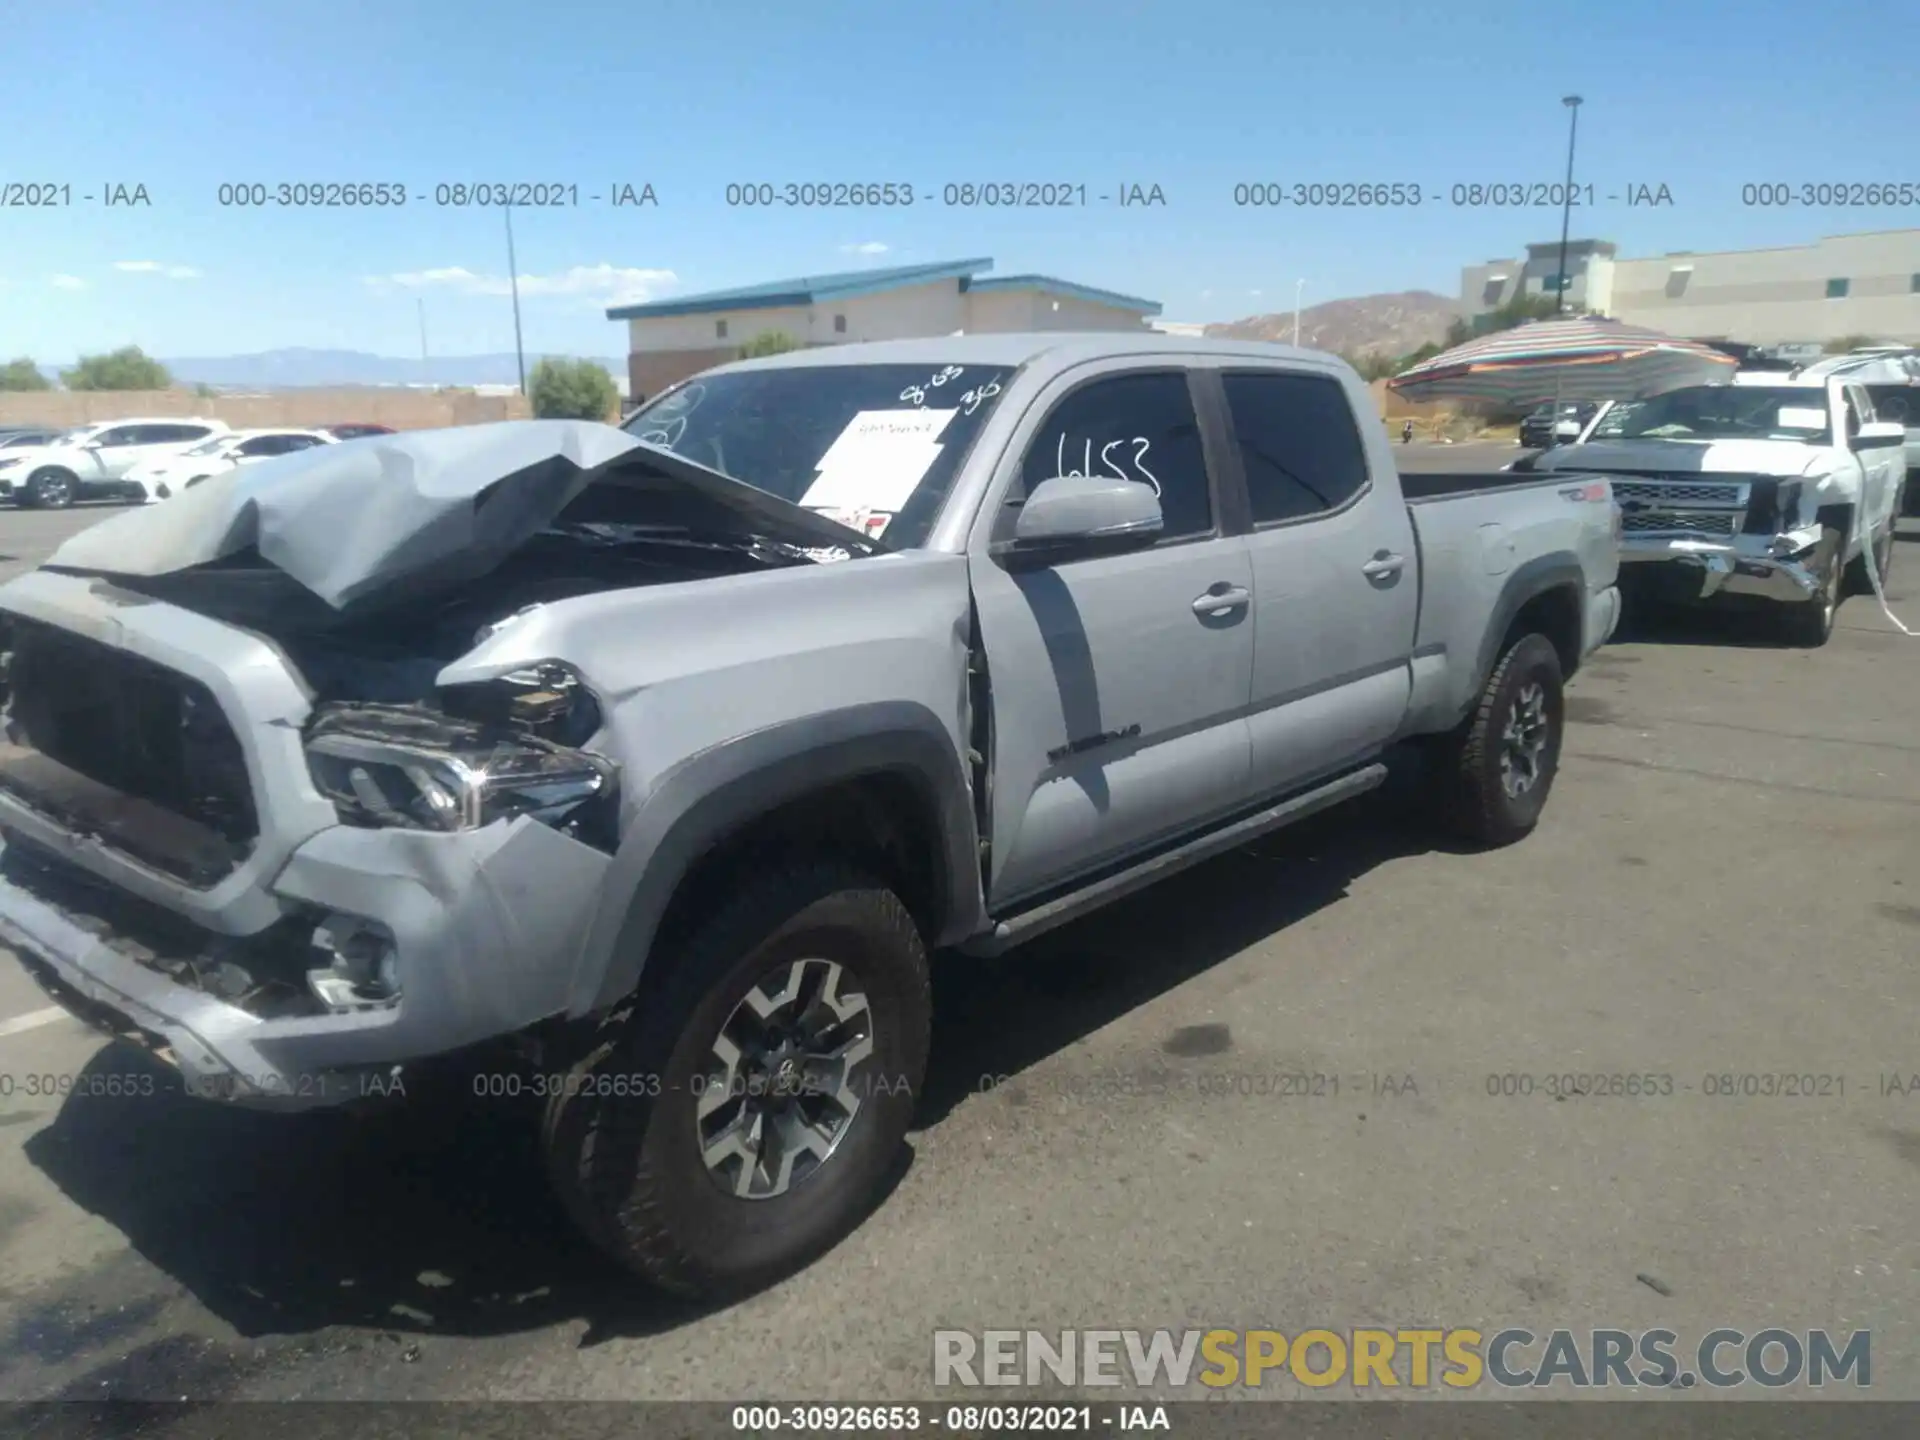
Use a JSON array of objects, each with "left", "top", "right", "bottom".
[
  {"left": 697, "top": 957, "right": 875, "bottom": 1200},
  {"left": 1499, "top": 681, "right": 1551, "bottom": 798}
]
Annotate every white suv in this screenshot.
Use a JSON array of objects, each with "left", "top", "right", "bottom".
[
  {"left": 124, "top": 428, "right": 336, "bottom": 500},
  {"left": 0, "top": 418, "right": 232, "bottom": 508}
]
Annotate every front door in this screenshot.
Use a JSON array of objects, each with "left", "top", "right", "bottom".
[
  {"left": 969, "top": 364, "right": 1255, "bottom": 910},
  {"left": 1213, "top": 365, "right": 1421, "bottom": 797}
]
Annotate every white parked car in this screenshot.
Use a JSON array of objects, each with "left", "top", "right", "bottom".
[
  {"left": 125, "top": 428, "right": 336, "bottom": 500},
  {"left": 0, "top": 418, "right": 232, "bottom": 508}
]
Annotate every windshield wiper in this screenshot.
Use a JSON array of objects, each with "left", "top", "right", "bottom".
[{"left": 543, "top": 521, "right": 836, "bottom": 565}]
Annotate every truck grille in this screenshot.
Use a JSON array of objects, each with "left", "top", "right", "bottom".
[
  {"left": 1611, "top": 478, "right": 1749, "bottom": 543},
  {"left": 1622, "top": 512, "right": 1740, "bottom": 538},
  {"left": 0, "top": 615, "right": 257, "bottom": 887},
  {"left": 1612, "top": 481, "right": 1747, "bottom": 509}
]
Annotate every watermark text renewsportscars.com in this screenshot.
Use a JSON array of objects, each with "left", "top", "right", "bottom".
[{"left": 933, "top": 1328, "right": 1870, "bottom": 1391}]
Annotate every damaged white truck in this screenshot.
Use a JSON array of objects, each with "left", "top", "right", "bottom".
[
  {"left": 0, "top": 336, "right": 1620, "bottom": 1298},
  {"left": 1519, "top": 369, "right": 1906, "bottom": 645}
]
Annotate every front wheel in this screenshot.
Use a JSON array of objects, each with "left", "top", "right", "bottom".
[
  {"left": 1431, "top": 633, "right": 1566, "bottom": 847},
  {"left": 23, "top": 468, "right": 77, "bottom": 509},
  {"left": 541, "top": 861, "right": 930, "bottom": 1299},
  {"left": 1782, "top": 527, "right": 1843, "bottom": 646}
]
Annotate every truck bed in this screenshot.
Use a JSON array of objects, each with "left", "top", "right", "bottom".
[
  {"left": 1396, "top": 466, "right": 1620, "bottom": 737},
  {"left": 1399, "top": 468, "right": 1578, "bottom": 501}
]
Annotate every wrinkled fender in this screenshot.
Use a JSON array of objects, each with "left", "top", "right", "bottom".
[{"left": 568, "top": 701, "right": 986, "bottom": 1016}]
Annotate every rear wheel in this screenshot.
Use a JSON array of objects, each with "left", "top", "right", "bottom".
[
  {"left": 1783, "top": 527, "right": 1843, "bottom": 646},
  {"left": 23, "top": 468, "right": 77, "bottom": 509},
  {"left": 1431, "top": 633, "right": 1566, "bottom": 847},
  {"left": 541, "top": 861, "right": 930, "bottom": 1299}
]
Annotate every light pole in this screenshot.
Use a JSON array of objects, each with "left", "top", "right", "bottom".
[
  {"left": 1555, "top": 95, "right": 1583, "bottom": 316},
  {"left": 504, "top": 203, "right": 527, "bottom": 394},
  {"left": 1293, "top": 278, "right": 1305, "bottom": 347}
]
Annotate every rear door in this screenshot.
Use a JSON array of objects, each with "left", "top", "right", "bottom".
[
  {"left": 968, "top": 361, "right": 1256, "bottom": 908},
  {"left": 1212, "top": 363, "right": 1420, "bottom": 798}
]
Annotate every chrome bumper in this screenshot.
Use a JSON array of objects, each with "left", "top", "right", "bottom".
[{"left": 1618, "top": 529, "right": 1825, "bottom": 606}]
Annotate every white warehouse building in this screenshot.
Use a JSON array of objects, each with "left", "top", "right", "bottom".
[
  {"left": 1461, "top": 229, "right": 1920, "bottom": 345},
  {"left": 608, "top": 257, "right": 1160, "bottom": 399}
]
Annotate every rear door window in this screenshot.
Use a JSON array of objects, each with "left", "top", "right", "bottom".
[{"left": 1222, "top": 370, "right": 1371, "bottom": 525}]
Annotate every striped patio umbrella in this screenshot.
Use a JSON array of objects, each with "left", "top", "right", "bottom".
[{"left": 1387, "top": 315, "right": 1738, "bottom": 407}]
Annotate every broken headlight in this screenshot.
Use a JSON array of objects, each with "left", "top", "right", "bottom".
[{"left": 305, "top": 701, "right": 616, "bottom": 836}]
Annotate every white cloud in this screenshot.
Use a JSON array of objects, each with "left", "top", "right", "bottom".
[
  {"left": 840, "top": 242, "right": 889, "bottom": 256},
  {"left": 371, "top": 263, "right": 677, "bottom": 307},
  {"left": 50, "top": 274, "right": 86, "bottom": 290},
  {"left": 1199, "top": 289, "right": 1214, "bottom": 299},
  {"left": 115, "top": 260, "right": 203, "bottom": 279},
  {"left": 1249, "top": 289, "right": 1263, "bottom": 297}
]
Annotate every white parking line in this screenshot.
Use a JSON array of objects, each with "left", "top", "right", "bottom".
[{"left": 0, "top": 1006, "right": 68, "bottom": 1039}]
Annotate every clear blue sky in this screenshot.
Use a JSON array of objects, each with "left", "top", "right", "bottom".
[{"left": 3, "top": 0, "right": 1913, "bottom": 362}]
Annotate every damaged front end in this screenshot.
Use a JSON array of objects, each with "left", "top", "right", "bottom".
[{"left": 305, "top": 671, "right": 619, "bottom": 847}]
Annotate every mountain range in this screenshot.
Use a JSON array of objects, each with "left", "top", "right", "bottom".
[
  {"left": 1204, "top": 290, "right": 1462, "bottom": 359},
  {"left": 97, "top": 291, "right": 1461, "bottom": 391}
]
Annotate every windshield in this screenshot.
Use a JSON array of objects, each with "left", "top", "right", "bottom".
[
  {"left": 0, "top": 433, "right": 50, "bottom": 449},
  {"left": 620, "top": 362, "right": 1016, "bottom": 548},
  {"left": 1589, "top": 386, "right": 1832, "bottom": 443}
]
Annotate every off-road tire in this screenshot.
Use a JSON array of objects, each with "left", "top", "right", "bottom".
[
  {"left": 1431, "top": 633, "right": 1565, "bottom": 847},
  {"left": 1783, "top": 528, "right": 1843, "bottom": 646},
  {"left": 23, "top": 468, "right": 78, "bottom": 509},
  {"left": 541, "top": 861, "right": 930, "bottom": 1300}
]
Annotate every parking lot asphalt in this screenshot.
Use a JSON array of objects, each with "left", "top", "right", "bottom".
[{"left": 0, "top": 443, "right": 1916, "bottom": 1410}]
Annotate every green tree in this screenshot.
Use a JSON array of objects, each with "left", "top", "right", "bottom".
[
  {"left": 193, "top": 381, "right": 216, "bottom": 399},
  {"left": 0, "top": 358, "right": 50, "bottom": 391},
  {"left": 528, "top": 356, "right": 619, "bottom": 421},
  {"left": 1824, "top": 333, "right": 1881, "bottom": 354},
  {"left": 62, "top": 345, "right": 171, "bottom": 391},
  {"left": 737, "top": 330, "right": 801, "bottom": 359}
]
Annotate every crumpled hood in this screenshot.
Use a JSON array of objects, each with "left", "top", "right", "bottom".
[
  {"left": 41, "top": 419, "right": 878, "bottom": 611},
  {"left": 1533, "top": 438, "right": 1828, "bottom": 479}
]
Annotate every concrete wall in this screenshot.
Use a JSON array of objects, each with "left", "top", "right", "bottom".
[
  {"left": 1607, "top": 231, "right": 1920, "bottom": 343},
  {"left": 1463, "top": 230, "right": 1920, "bottom": 344},
  {"left": 0, "top": 388, "right": 532, "bottom": 430}
]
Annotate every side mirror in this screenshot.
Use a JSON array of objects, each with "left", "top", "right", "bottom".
[
  {"left": 991, "top": 474, "right": 1164, "bottom": 569},
  {"left": 81, "top": 440, "right": 105, "bottom": 451},
  {"left": 1855, "top": 420, "right": 1906, "bottom": 450}
]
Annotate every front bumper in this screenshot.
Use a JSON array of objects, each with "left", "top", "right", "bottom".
[
  {"left": 1618, "top": 530, "right": 1825, "bottom": 607},
  {"left": 0, "top": 818, "right": 612, "bottom": 1110},
  {"left": 0, "top": 570, "right": 613, "bottom": 1110}
]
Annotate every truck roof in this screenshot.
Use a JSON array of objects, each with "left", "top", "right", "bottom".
[{"left": 710, "top": 332, "right": 1337, "bottom": 378}]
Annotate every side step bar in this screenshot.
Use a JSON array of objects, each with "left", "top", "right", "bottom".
[{"left": 962, "top": 762, "right": 1388, "bottom": 957}]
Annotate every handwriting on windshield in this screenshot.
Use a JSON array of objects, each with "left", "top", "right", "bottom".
[
  {"left": 900, "top": 366, "right": 965, "bottom": 406},
  {"left": 1052, "top": 434, "right": 1160, "bottom": 495}
]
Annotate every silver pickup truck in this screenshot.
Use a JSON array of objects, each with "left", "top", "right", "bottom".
[{"left": 0, "top": 336, "right": 1620, "bottom": 1298}]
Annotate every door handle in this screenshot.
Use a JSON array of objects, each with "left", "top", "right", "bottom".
[
  {"left": 1192, "top": 584, "right": 1250, "bottom": 615},
  {"left": 1361, "top": 552, "right": 1406, "bottom": 579}
]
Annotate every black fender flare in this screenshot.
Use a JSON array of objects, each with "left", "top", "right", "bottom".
[
  {"left": 1468, "top": 552, "right": 1587, "bottom": 712},
  {"left": 569, "top": 700, "right": 985, "bottom": 1015}
]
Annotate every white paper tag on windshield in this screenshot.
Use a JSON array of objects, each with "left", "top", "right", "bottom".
[
  {"left": 1777, "top": 407, "right": 1827, "bottom": 429},
  {"left": 801, "top": 437, "right": 944, "bottom": 513},
  {"left": 815, "top": 408, "right": 956, "bottom": 471}
]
